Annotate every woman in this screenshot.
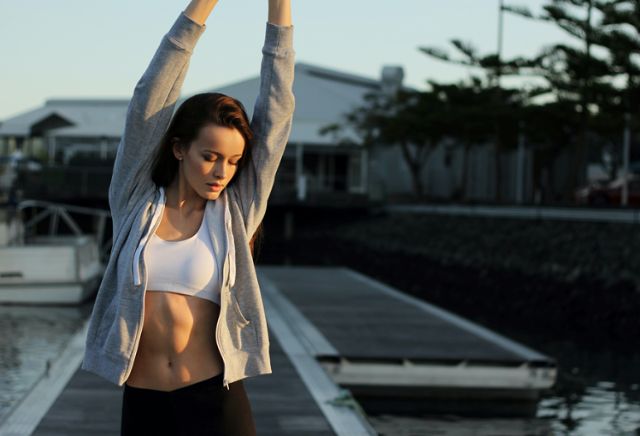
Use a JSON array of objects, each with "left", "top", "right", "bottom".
[{"left": 80, "top": 0, "right": 295, "bottom": 434}]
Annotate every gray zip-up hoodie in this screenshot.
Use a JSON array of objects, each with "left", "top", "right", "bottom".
[{"left": 80, "top": 11, "right": 295, "bottom": 391}]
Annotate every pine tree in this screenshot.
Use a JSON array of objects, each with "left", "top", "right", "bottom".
[
  {"left": 504, "top": 0, "right": 614, "bottom": 198},
  {"left": 419, "top": 24, "right": 541, "bottom": 202}
]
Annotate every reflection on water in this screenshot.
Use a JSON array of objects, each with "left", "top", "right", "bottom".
[
  {"left": 366, "top": 343, "right": 640, "bottom": 436},
  {"left": 0, "top": 303, "right": 91, "bottom": 425},
  {"left": 539, "top": 381, "right": 640, "bottom": 435},
  {"left": 369, "top": 414, "right": 553, "bottom": 436},
  {"left": 368, "top": 380, "right": 640, "bottom": 436}
]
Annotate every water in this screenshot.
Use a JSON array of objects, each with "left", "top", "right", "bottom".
[
  {"left": 367, "top": 381, "right": 640, "bottom": 435},
  {"left": 0, "top": 303, "right": 91, "bottom": 425},
  {"left": 365, "top": 342, "right": 640, "bottom": 435},
  {"left": 539, "top": 381, "right": 640, "bottom": 435}
]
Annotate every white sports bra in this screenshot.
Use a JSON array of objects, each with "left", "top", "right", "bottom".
[{"left": 144, "top": 202, "right": 224, "bottom": 306}]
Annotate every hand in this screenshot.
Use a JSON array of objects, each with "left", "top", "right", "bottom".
[
  {"left": 184, "top": 0, "right": 220, "bottom": 26},
  {"left": 268, "top": 0, "right": 292, "bottom": 26}
]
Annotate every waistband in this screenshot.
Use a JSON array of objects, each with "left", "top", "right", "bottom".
[{"left": 124, "top": 372, "right": 224, "bottom": 395}]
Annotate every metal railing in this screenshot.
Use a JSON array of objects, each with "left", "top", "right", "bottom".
[{"left": 12, "top": 200, "right": 112, "bottom": 262}]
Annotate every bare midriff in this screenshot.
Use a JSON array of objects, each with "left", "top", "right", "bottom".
[{"left": 124, "top": 290, "right": 224, "bottom": 392}]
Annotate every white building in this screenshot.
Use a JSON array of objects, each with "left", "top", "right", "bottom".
[
  {"left": 0, "top": 99, "right": 126, "bottom": 165},
  {"left": 0, "top": 62, "right": 534, "bottom": 204},
  {"left": 0, "top": 63, "right": 389, "bottom": 204}
]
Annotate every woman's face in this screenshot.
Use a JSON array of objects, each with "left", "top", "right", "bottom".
[{"left": 175, "top": 123, "right": 246, "bottom": 201}]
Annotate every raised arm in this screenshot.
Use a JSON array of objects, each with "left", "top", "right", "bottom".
[
  {"left": 230, "top": 0, "right": 295, "bottom": 238},
  {"left": 108, "top": 1, "right": 216, "bottom": 217}
]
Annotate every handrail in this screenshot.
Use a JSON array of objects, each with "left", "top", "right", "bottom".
[{"left": 12, "top": 200, "right": 112, "bottom": 262}]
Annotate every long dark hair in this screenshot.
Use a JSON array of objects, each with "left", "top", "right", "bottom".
[{"left": 150, "top": 92, "right": 264, "bottom": 260}]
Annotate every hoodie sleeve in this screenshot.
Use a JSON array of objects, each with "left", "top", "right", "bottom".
[
  {"left": 229, "top": 23, "right": 295, "bottom": 239},
  {"left": 108, "top": 11, "right": 206, "bottom": 217}
]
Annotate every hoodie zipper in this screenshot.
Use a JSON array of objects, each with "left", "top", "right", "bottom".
[
  {"left": 218, "top": 191, "right": 231, "bottom": 391},
  {"left": 216, "top": 275, "right": 230, "bottom": 391},
  {"left": 123, "top": 188, "right": 165, "bottom": 385}
]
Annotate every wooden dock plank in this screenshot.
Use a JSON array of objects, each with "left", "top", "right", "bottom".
[
  {"left": 258, "top": 265, "right": 549, "bottom": 363},
  {"left": 31, "top": 329, "right": 336, "bottom": 436},
  {"left": 24, "top": 264, "right": 557, "bottom": 434}
]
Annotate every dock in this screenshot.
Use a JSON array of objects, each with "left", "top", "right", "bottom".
[
  {"left": 25, "top": 335, "right": 350, "bottom": 436},
  {"left": 0, "top": 266, "right": 557, "bottom": 435},
  {"left": 259, "top": 266, "right": 556, "bottom": 417}
]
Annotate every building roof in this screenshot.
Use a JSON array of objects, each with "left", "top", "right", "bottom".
[
  {"left": 0, "top": 62, "right": 403, "bottom": 145},
  {"left": 202, "top": 62, "right": 386, "bottom": 146},
  {"left": 0, "top": 99, "right": 129, "bottom": 138}
]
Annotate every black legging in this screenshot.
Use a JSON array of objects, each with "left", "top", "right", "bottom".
[{"left": 121, "top": 373, "right": 225, "bottom": 436}]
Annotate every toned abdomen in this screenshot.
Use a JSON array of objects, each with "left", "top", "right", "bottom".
[{"left": 125, "top": 290, "right": 224, "bottom": 391}]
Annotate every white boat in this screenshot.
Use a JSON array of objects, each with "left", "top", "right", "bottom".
[{"left": 0, "top": 203, "right": 106, "bottom": 305}]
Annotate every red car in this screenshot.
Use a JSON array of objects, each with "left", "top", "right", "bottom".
[{"left": 575, "top": 174, "right": 640, "bottom": 207}]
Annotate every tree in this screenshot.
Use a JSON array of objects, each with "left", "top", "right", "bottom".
[
  {"left": 427, "top": 78, "right": 523, "bottom": 201},
  {"left": 595, "top": 1, "right": 640, "bottom": 191},
  {"left": 321, "top": 78, "right": 525, "bottom": 201},
  {"left": 419, "top": 35, "right": 542, "bottom": 202},
  {"left": 504, "top": 0, "right": 614, "bottom": 197},
  {"left": 321, "top": 88, "right": 448, "bottom": 198}
]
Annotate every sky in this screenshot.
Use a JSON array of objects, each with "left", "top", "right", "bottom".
[{"left": 0, "top": 0, "right": 578, "bottom": 121}]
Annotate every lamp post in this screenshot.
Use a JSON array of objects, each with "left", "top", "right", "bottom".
[
  {"left": 497, "top": 0, "right": 504, "bottom": 88},
  {"left": 622, "top": 112, "right": 630, "bottom": 206}
]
